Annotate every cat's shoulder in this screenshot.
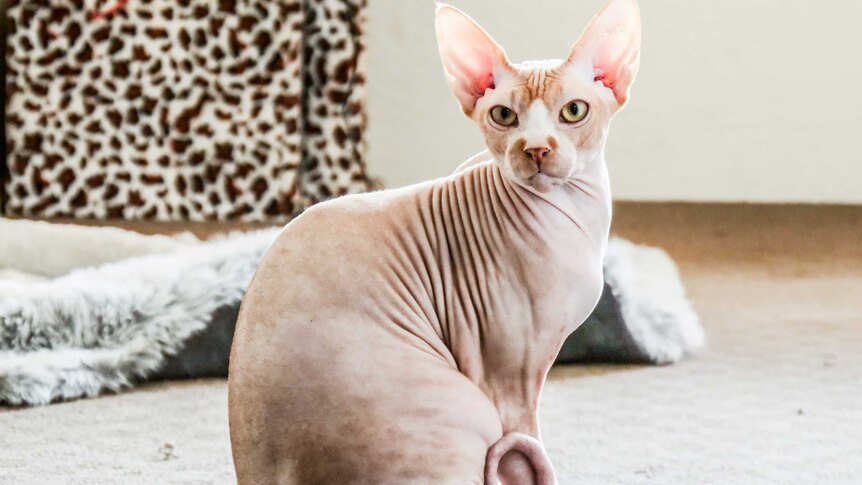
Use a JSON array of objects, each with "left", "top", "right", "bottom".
[{"left": 452, "top": 149, "right": 494, "bottom": 175}]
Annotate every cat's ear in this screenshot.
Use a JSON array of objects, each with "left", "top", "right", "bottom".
[
  {"left": 435, "top": 4, "right": 511, "bottom": 116},
  {"left": 568, "top": 0, "right": 641, "bottom": 106}
]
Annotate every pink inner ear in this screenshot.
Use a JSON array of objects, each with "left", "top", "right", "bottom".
[
  {"left": 571, "top": 0, "right": 641, "bottom": 105},
  {"left": 592, "top": 41, "right": 638, "bottom": 105},
  {"left": 476, "top": 72, "right": 495, "bottom": 95},
  {"left": 453, "top": 49, "right": 496, "bottom": 98},
  {"left": 594, "top": 70, "right": 631, "bottom": 105},
  {"left": 593, "top": 65, "right": 623, "bottom": 99},
  {"left": 436, "top": 5, "right": 508, "bottom": 113},
  {"left": 594, "top": 71, "right": 612, "bottom": 88}
]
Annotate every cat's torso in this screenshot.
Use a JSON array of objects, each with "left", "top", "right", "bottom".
[{"left": 229, "top": 158, "right": 610, "bottom": 483}]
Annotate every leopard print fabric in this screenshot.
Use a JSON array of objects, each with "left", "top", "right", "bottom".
[
  {"left": 300, "top": 0, "right": 372, "bottom": 203},
  {"left": 4, "top": 0, "right": 372, "bottom": 220}
]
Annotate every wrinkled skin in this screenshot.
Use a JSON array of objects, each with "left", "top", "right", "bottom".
[{"left": 229, "top": 1, "right": 640, "bottom": 483}]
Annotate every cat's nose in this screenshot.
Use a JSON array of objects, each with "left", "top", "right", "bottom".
[{"left": 524, "top": 146, "right": 551, "bottom": 165}]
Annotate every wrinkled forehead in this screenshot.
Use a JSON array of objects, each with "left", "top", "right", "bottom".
[{"left": 505, "top": 59, "right": 597, "bottom": 112}]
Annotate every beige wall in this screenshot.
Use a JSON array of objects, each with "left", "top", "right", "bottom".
[{"left": 365, "top": 0, "right": 862, "bottom": 203}]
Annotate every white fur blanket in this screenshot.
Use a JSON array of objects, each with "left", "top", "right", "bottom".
[{"left": 0, "top": 218, "right": 703, "bottom": 406}]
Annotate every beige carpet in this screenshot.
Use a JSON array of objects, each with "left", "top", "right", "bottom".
[{"left": 2, "top": 203, "right": 861, "bottom": 484}]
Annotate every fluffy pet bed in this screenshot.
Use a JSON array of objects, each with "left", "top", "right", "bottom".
[{"left": 0, "top": 219, "right": 704, "bottom": 406}]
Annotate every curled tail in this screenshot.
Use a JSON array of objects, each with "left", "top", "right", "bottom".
[{"left": 484, "top": 432, "right": 556, "bottom": 485}]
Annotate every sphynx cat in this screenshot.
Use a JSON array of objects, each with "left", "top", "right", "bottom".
[{"left": 228, "top": 0, "right": 641, "bottom": 483}]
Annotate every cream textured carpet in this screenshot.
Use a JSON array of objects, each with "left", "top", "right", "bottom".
[{"left": 1, "top": 204, "right": 861, "bottom": 484}]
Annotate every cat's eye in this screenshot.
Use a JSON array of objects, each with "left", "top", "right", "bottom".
[
  {"left": 490, "top": 105, "right": 518, "bottom": 127},
  {"left": 560, "top": 100, "right": 589, "bottom": 124}
]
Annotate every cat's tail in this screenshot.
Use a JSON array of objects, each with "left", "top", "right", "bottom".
[{"left": 484, "top": 432, "right": 556, "bottom": 485}]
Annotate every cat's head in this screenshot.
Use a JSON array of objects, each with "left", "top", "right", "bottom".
[{"left": 435, "top": 0, "right": 641, "bottom": 191}]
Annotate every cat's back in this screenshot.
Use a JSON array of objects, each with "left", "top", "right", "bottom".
[
  {"left": 233, "top": 173, "right": 459, "bottom": 361},
  {"left": 272, "top": 176, "right": 436, "bottom": 255},
  {"left": 257, "top": 165, "right": 481, "bottom": 287},
  {"left": 228, "top": 172, "right": 500, "bottom": 485}
]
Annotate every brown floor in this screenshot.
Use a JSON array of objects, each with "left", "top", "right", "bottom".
[
  {"left": 2, "top": 203, "right": 861, "bottom": 484},
  {"left": 613, "top": 203, "right": 862, "bottom": 277}
]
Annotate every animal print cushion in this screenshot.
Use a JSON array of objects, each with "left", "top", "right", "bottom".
[
  {"left": 299, "top": 0, "right": 372, "bottom": 204},
  {"left": 4, "top": 0, "right": 372, "bottom": 220}
]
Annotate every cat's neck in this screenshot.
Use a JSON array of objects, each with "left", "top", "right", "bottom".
[
  {"left": 452, "top": 152, "right": 613, "bottom": 246},
  {"left": 515, "top": 154, "right": 612, "bottom": 241}
]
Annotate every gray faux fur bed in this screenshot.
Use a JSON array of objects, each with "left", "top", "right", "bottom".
[{"left": 0, "top": 219, "right": 704, "bottom": 406}]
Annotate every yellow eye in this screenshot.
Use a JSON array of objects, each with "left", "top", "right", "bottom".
[
  {"left": 490, "top": 105, "right": 518, "bottom": 127},
  {"left": 560, "top": 100, "right": 589, "bottom": 123}
]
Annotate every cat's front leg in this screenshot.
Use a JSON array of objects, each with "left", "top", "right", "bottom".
[{"left": 473, "top": 357, "right": 558, "bottom": 485}]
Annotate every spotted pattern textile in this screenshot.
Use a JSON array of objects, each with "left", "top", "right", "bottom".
[{"left": 3, "top": 0, "right": 371, "bottom": 220}]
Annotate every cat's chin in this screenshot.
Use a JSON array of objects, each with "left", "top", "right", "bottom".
[{"left": 524, "top": 172, "right": 566, "bottom": 193}]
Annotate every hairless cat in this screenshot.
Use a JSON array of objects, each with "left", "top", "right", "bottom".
[{"left": 229, "top": 0, "right": 641, "bottom": 483}]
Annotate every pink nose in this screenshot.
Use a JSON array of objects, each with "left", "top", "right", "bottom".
[{"left": 524, "top": 147, "right": 551, "bottom": 165}]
